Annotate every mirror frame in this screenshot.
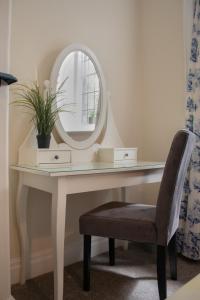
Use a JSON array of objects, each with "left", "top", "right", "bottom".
[{"left": 50, "top": 44, "right": 107, "bottom": 149}]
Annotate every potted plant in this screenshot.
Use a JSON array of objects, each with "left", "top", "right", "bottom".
[
  {"left": 88, "top": 110, "right": 96, "bottom": 124},
  {"left": 13, "top": 82, "right": 65, "bottom": 148}
]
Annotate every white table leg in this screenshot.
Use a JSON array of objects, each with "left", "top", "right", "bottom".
[
  {"left": 121, "top": 187, "right": 129, "bottom": 251},
  {"left": 51, "top": 183, "right": 66, "bottom": 300},
  {"left": 16, "top": 173, "right": 29, "bottom": 284}
]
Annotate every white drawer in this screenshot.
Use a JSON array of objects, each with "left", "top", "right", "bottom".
[
  {"left": 37, "top": 149, "right": 71, "bottom": 164},
  {"left": 114, "top": 149, "right": 137, "bottom": 161},
  {"left": 98, "top": 147, "right": 137, "bottom": 163}
]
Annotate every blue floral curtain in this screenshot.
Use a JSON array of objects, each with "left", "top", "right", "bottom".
[{"left": 177, "top": 0, "right": 200, "bottom": 260}]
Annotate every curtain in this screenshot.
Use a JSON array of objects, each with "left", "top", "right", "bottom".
[{"left": 177, "top": 0, "right": 200, "bottom": 260}]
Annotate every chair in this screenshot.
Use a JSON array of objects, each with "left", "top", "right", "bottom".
[{"left": 79, "top": 130, "right": 195, "bottom": 300}]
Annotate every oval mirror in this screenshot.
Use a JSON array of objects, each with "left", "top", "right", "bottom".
[{"left": 50, "top": 44, "right": 107, "bottom": 149}]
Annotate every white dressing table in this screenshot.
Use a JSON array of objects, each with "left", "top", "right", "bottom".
[
  {"left": 12, "top": 161, "right": 164, "bottom": 300},
  {"left": 12, "top": 43, "right": 165, "bottom": 300}
]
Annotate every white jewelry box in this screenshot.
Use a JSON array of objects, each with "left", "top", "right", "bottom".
[{"left": 98, "top": 147, "right": 137, "bottom": 163}]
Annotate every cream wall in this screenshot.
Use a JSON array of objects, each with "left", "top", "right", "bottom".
[
  {"left": 141, "top": 0, "right": 185, "bottom": 160},
  {"left": 9, "top": 0, "right": 143, "bottom": 281},
  {"left": 9, "top": 0, "right": 186, "bottom": 283},
  {"left": 139, "top": 0, "right": 185, "bottom": 203}
]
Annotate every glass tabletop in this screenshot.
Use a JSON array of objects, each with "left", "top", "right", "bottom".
[{"left": 11, "top": 161, "right": 165, "bottom": 176}]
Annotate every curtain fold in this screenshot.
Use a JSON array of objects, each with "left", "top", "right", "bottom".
[{"left": 177, "top": 0, "right": 200, "bottom": 260}]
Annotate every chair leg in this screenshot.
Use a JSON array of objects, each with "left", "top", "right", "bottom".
[
  {"left": 157, "top": 245, "right": 167, "bottom": 300},
  {"left": 109, "top": 238, "right": 115, "bottom": 266},
  {"left": 83, "top": 235, "right": 91, "bottom": 291},
  {"left": 168, "top": 232, "right": 177, "bottom": 280}
]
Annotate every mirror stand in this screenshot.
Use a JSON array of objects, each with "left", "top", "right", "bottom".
[{"left": 50, "top": 44, "right": 107, "bottom": 150}]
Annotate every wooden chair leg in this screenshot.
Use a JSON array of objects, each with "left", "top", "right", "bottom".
[
  {"left": 109, "top": 238, "right": 115, "bottom": 266},
  {"left": 157, "top": 245, "right": 167, "bottom": 300},
  {"left": 168, "top": 232, "right": 177, "bottom": 280},
  {"left": 83, "top": 235, "right": 91, "bottom": 291}
]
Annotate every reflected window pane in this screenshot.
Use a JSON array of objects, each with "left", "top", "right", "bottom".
[{"left": 56, "top": 50, "right": 100, "bottom": 136}]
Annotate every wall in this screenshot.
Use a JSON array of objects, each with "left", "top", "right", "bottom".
[
  {"left": 141, "top": 0, "right": 185, "bottom": 160},
  {"left": 9, "top": 0, "right": 142, "bottom": 282},
  {"left": 139, "top": 0, "right": 186, "bottom": 203}
]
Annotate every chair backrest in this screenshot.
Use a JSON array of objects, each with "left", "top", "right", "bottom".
[{"left": 155, "top": 129, "right": 195, "bottom": 246}]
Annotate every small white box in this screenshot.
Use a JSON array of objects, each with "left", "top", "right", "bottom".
[
  {"left": 98, "top": 147, "right": 137, "bottom": 163},
  {"left": 19, "top": 148, "right": 71, "bottom": 167}
]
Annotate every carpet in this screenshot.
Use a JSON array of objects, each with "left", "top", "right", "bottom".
[{"left": 12, "top": 243, "right": 200, "bottom": 299}]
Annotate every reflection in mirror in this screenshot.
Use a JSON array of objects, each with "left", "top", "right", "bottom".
[{"left": 56, "top": 51, "right": 100, "bottom": 141}]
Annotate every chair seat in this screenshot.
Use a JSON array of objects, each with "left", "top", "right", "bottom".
[{"left": 79, "top": 201, "right": 157, "bottom": 243}]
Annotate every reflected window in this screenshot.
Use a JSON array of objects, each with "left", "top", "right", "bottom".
[{"left": 56, "top": 51, "right": 100, "bottom": 134}]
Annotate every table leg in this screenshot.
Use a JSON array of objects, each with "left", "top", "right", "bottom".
[
  {"left": 121, "top": 187, "right": 129, "bottom": 251},
  {"left": 51, "top": 187, "right": 66, "bottom": 300},
  {"left": 16, "top": 174, "right": 29, "bottom": 284}
]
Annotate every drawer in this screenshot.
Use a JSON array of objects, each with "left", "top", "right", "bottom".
[
  {"left": 114, "top": 149, "right": 137, "bottom": 161},
  {"left": 98, "top": 147, "right": 137, "bottom": 163},
  {"left": 37, "top": 150, "right": 71, "bottom": 164}
]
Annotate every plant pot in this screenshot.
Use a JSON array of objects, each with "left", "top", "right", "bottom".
[
  {"left": 37, "top": 134, "right": 51, "bottom": 148},
  {"left": 89, "top": 116, "right": 94, "bottom": 124}
]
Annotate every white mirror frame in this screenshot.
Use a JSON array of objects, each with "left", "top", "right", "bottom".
[{"left": 50, "top": 43, "right": 107, "bottom": 149}]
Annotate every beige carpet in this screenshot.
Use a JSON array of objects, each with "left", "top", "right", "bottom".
[{"left": 12, "top": 243, "right": 200, "bottom": 300}]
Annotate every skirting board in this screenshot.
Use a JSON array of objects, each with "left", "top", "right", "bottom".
[{"left": 11, "top": 237, "right": 123, "bottom": 285}]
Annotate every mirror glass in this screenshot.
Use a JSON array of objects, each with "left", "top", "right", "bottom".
[{"left": 56, "top": 50, "right": 101, "bottom": 142}]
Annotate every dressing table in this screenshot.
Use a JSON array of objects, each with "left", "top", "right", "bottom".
[
  {"left": 12, "top": 44, "right": 165, "bottom": 300},
  {"left": 12, "top": 161, "right": 164, "bottom": 300}
]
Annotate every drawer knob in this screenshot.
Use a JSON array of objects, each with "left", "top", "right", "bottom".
[
  {"left": 124, "top": 153, "right": 129, "bottom": 157},
  {"left": 54, "top": 155, "right": 59, "bottom": 160}
]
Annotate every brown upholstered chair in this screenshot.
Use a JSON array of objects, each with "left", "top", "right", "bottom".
[{"left": 79, "top": 130, "right": 195, "bottom": 300}]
